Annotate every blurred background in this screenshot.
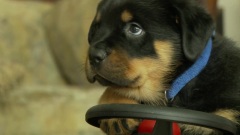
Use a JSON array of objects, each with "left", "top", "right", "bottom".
[{"left": 0, "top": 0, "right": 239, "bottom": 135}]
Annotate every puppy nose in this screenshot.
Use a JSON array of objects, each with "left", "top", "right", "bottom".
[{"left": 89, "top": 47, "right": 107, "bottom": 66}]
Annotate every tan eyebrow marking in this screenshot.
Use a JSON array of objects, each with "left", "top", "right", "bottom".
[{"left": 121, "top": 10, "right": 133, "bottom": 22}]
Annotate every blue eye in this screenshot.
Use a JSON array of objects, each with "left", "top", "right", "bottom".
[{"left": 125, "top": 22, "right": 144, "bottom": 36}]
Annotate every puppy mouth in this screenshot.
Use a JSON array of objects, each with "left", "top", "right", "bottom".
[
  {"left": 85, "top": 65, "right": 112, "bottom": 85},
  {"left": 85, "top": 56, "right": 141, "bottom": 87},
  {"left": 88, "top": 71, "right": 140, "bottom": 87},
  {"left": 94, "top": 74, "right": 117, "bottom": 86}
]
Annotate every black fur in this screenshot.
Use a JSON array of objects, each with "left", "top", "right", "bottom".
[{"left": 87, "top": 0, "right": 240, "bottom": 134}]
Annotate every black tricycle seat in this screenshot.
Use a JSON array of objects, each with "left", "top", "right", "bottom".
[{"left": 85, "top": 104, "right": 237, "bottom": 135}]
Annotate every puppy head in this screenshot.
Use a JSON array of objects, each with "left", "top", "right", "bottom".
[{"left": 85, "top": 0, "right": 214, "bottom": 96}]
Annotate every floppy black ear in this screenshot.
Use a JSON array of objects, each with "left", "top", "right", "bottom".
[{"left": 171, "top": 0, "right": 215, "bottom": 62}]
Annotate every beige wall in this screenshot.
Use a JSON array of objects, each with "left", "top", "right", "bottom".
[{"left": 218, "top": 0, "right": 240, "bottom": 44}]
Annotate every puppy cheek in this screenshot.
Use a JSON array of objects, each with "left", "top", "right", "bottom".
[
  {"left": 125, "top": 58, "right": 164, "bottom": 87},
  {"left": 100, "top": 60, "right": 127, "bottom": 79},
  {"left": 101, "top": 49, "right": 131, "bottom": 79},
  {"left": 124, "top": 61, "right": 145, "bottom": 87},
  {"left": 124, "top": 63, "right": 140, "bottom": 80}
]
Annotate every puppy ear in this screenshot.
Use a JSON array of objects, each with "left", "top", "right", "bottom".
[{"left": 172, "top": 0, "right": 214, "bottom": 61}]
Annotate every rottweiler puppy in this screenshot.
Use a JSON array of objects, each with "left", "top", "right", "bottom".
[{"left": 85, "top": 0, "right": 240, "bottom": 134}]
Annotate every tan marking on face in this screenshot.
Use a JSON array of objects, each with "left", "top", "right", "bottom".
[
  {"left": 108, "top": 49, "right": 127, "bottom": 64},
  {"left": 112, "top": 41, "right": 175, "bottom": 104},
  {"left": 96, "top": 12, "right": 101, "bottom": 22},
  {"left": 88, "top": 41, "right": 176, "bottom": 104},
  {"left": 154, "top": 41, "right": 175, "bottom": 66},
  {"left": 99, "top": 49, "right": 129, "bottom": 80},
  {"left": 121, "top": 10, "right": 133, "bottom": 22},
  {"left": 125, "top": 41, "right": 174, "bottom": 82}
]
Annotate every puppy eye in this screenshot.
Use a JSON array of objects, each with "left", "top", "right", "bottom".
[{"left": 125, "top": 22, "right": 144, "bottom": 36}]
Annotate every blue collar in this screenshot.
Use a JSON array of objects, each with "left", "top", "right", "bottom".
[{"left": 166, "top": 34, "right": 214, "bottom": 101}]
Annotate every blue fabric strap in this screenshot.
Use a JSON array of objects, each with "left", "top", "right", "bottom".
[{"left": 166, "top": 36, "right": 213, "bottom": 101}]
